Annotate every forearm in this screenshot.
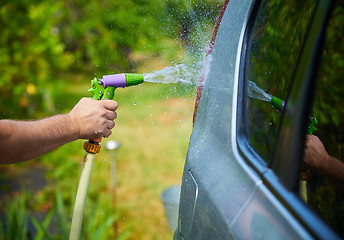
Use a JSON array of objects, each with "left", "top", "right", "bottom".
[
  {"left": 318, "top": 155, "right": 344, "bottom": 192},
  {"left": 0, "top": 98, "right": 118, "bottom": 164},
  {"left": 0, "top": 114, "right": 78, "bottom": 164},
  {"left": 304, "top": 135, "right": 344, "bottom": 192}
]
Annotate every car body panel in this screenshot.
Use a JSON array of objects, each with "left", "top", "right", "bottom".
[
  {"left": 175, "top": 0, "right": 321, "bottom": 239},
  {"left": 178, "top": 0, "right": 258, "bottom": 238}
]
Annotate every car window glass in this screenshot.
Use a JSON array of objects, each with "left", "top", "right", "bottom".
[
  {"left": 304, "top": 2, "right": 344, "bottom": 237},
  {"left": 246, "top": 0, "right": 316, "bottom": 162}
]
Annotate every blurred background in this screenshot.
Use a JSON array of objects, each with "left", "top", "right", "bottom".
[{"left": 0, "top": 0, "right": 222, "bottom": 239}]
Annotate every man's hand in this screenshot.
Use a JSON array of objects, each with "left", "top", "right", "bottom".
[{"left": 68, "top": 98, "right": 118, "bottom": 140}]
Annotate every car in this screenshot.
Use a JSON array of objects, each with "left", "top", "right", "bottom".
[{"left": 175, "top": 0, "right": 344, "bottom": 239}]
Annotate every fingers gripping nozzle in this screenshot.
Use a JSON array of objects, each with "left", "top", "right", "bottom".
[{"left": 85, "top": 73, "right": 144, "bottom": 153}]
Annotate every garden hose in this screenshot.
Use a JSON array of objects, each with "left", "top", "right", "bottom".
[{"left": 69, "top": 74, "right": 144, "bottom": 240}]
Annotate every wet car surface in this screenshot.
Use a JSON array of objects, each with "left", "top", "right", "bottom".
[{"left": 176, "top": 0, "right": 344, "bottom": 239}]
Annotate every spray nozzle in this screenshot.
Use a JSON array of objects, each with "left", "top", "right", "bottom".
[
  {"left": 99, "top": 73, "right": 144, "bottom": 88},
  {"left": 270, "top": 96, "right": 285, "bottom": 112},
  {"left": 88, "top": 73, "right": 144, "bottom": 100},
  {"left": 270, "top": 96, "right": 317, "bottom": 135}
]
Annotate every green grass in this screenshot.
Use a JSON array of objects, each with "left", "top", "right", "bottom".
[
  {"left": 0, "top": 192, "right": 30, "bottom": 240},
  {"left": 0, "top": 77, "right": 196, "bottom": 239},
  {"left": 112, "top": 84, "right": 194, "bottom": 239}
]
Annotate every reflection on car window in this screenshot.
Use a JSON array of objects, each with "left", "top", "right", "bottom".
[
  {"left": 246, "top": 0, "right": 316, "bottom": 162},
  {"left": 305, "top": 2, "right": 344, "bottom": 237}
]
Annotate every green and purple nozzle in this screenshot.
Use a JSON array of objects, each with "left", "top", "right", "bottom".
[
  {"left": 100, "top": 73, "right": 144, "bottom": 88},
  {"left": 89, "top": 73, "right": 144, "bottom": 100},
  {"left": 269, "top": 96, "right": 318, "bottom": 135},
  {"left": 270, "top": 96, "right": 285, "bottom": 112}
]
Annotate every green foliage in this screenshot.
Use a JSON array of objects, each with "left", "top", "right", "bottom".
[
  {"left": 31, "top": 209, "right": 54, "bottom": 240},
  {"left": 0, "top": 189, "right": 119, "bottom": 239},
  {"left": 0, "top": 1, "right": 72, "bottom": 118},
  {"left": 58, "top": 0, "right": 165, "bottom": 73},
  {"left": 247, "top": 0, "right": 344, "bottom": 236},
  {"left": 57, "top": 0, "right": 220, "bottom": 74},
  {"left": 80, "top": 199, "right": 119, "bottom": 240},
  {"left": 308, "top": 181, "right": 344, "bottom": 236},
  {"left": 0, "top": 0, "right": 221, "bottom": 119},
  {"left": 32, "top": 189, "right": 119, "bottom": 240},
  {"left": 247, "top": 0, "right": 316, "bottom": 161},
  {"left": 308, "top": 2, "right": 344, "bottom": 237},
  {"left": 314, "top": 2, "right": 344, "bottom": 156},
  {"left": 159, "top": 0, "right": 221, "bottom": 53},
  {"left": 0, "top": 192, "right": 30, "bottom": 240}
]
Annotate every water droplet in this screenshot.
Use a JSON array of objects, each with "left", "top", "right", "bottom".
[{"left": 133, "top": 102, "right": 137, "bottom": 106}]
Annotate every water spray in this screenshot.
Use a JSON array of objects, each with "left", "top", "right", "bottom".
[
  {"left": 247, "top": 80, "right": 318, "bottom": 135},
  {"left": 69, "top": 73, "right": 144, "bottom": 240}
]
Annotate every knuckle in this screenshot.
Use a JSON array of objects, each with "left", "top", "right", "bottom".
[
  {"left": 100, "top": 118, "right": 107, "bottom": 125},
  {"left": 104, "top": 130, "right": 112, "bottom": 138},
  {"left": 105, "top": 100, "right": 118, "bottom": 110}
]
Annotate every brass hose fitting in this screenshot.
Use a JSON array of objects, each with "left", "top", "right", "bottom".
[{"left": 83, "top": 141, "right": 101, "bottom": 154}]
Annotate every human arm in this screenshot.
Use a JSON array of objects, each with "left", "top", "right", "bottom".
[
  {"left": 303, "top": 135, "right": 344, "bottom": 192},
  {"left": 0, "top": 98, "right": 118, "bottom": 164}
]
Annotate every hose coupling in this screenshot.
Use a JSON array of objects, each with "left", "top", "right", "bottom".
[{"left": 83, "top": 140, "right": 101, "bottom": 154}]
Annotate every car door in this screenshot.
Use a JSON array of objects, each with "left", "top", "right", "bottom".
[{"left": 176, "top": 0, "right": 342, "bottom": 239}]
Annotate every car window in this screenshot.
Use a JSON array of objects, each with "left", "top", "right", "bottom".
[
  {"left": 246, "top": 0, "right": 316, "bottom": 162},
  {"left": 304, "top": 1, "right": 344, "bottom": 237}
]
